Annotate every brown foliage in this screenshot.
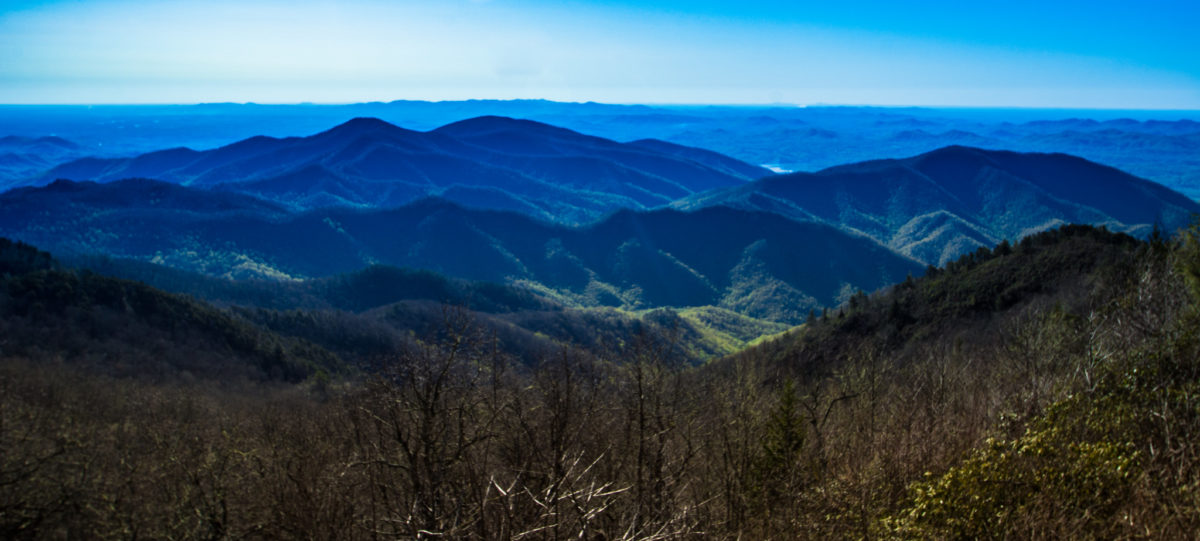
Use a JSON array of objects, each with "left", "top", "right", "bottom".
[{"left": 5, "top": 226, "right": 1200, "bottom": 539}]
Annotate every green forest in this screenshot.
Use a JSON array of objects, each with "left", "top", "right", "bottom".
[{"left": 3, "top": 223, "right": 1200, "bottom": 539}]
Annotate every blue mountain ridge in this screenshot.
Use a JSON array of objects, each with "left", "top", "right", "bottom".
[
  {"left": 0, "top": 178, "right": 920, "bottom": 324},
  {"left": 674, "top": 145, "right": 1200, "bottom": 265},
  {"left": 35, "top": 116, "right": 772, "bottom": 225}
]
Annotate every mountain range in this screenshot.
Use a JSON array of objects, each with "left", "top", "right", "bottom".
[
  {"left": 2, "top": 116, "right": 1197, "bottom": 325},
  {"left": 4, "top": 101, "right": 1199, "bottom": 199},
  {"left": 34, "top": 116, "right": 769, "bottom": 224},
  {"left": 675, "top": 145, "right": 1200, "bottom": 265},
  {"left": 0, "top": 178, "right": 920, "bottom": 323}
]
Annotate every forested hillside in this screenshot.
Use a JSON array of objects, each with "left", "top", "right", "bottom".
[
  {"left": 5, "top": 224, "right": 1200, "bottom": 538},
  {"left": 0, "top": 238, "right": 342, "bottom": 382},
  {"left": 0, "top": 181, "right": 921, "bottom": 322}
]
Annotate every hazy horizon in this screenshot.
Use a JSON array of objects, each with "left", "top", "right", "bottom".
[
  {"left": 2, "top": 0, "right": 1198, "bottom": 108},
  {"left": 2, "top": 101, "right": 1198, "bottom": 119}
]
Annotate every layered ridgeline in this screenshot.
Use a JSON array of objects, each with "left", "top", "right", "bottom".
[
  {"left": 8, "top": 139, "right": 1198, "bottom": 323},
  {"left": 0, "top": 135, "right": 85, "bottom": 190},
  {"left": 34, "top": 116, "right": 769, "bottom": 224},
  {"left": 0, "top": 237, "right": 789, "bottom": 369},
  {"left": 20, "top": 115, "right": 1197, "bottom": 270},
  {"left": 675, "top": 145, "right": 1200, "bottom": 265},
  {"left": 6, "top": 102, "right": 1199, "bottom": 199},
  {"left": 0, "top": 178, "right": 920, "bottom": 324},
  {"left": 70, "top": 251, "right": 792, "bottom": 360}
]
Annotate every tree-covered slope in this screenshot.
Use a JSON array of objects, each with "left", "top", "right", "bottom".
[
  {"left": 0, "top": 239, "right": 344, "bottom": 382},
  {"left": 724, "top": 224, "right": 1143, "bottom": 378},
  {"left": 0, "top": 180, "right": 922, "bottom": 322},
  {"left": 8, "top": 224, "right": 1200, "bottom": 538},
  {"left": 33, "top": 240, "right": 780, "bottom": 365}
]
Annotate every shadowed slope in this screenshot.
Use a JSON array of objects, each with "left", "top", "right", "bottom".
[{"left": 0, "top": 179, "right": 919, "bottom": 322}]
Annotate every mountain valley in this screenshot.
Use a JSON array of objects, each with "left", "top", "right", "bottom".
[
  {"left": 0, "top": 178, "right": 922, "bottom": 323},
  {"left": 2, "top": 116, "right": 1195, "bottom": 326}
]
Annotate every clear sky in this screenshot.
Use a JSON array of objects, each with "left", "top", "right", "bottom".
[{"left": 1, "top": 0, "right": 1197, "bottom": 108}]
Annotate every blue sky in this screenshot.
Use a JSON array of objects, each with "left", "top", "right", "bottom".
[{"left": 1, "top": 0, "right": 1197, "bottom": 108}]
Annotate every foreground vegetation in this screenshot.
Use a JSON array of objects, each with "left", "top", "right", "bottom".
[{"left": 3, "top": 225, "right": 1200, "bottom": 538}]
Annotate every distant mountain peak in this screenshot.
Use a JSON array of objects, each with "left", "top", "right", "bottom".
[
  {"left": 433, "top": 115, "right": 572, "bottom": 136},
  {"left": 917, "top": 144, "right": 987, "bottom": 158},
  {"left": 905, "top": 145, "right": 998, "bottom": 172},
  {"left": 321, "top": 117, "right": 403, "bottom": 135}
]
